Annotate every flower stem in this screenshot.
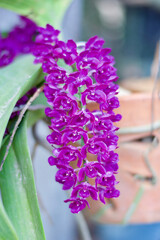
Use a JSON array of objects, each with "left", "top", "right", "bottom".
[{"left": 121, "top": 185, "right": 144, "bottom": 224}]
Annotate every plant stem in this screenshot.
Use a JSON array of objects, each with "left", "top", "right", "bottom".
[
  {"left": 122, "top": 185, "right": 144, "bottom": 224},
  {"left": 117, "top": 121, "right": 160, "bottom": 135}
]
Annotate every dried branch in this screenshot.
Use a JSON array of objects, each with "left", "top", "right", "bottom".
[
  {"left": 13, "top": 104, "right": 46, "bottom": 113},
  {"left": 151, "top": 41, "right": 160, "bottom": 132},
  {"left": 32, "top": 124, "right": 52, "bottom": 153},
  {"left": 65, "top": 191, "right": 92, "bottom": 240},
  {"left": 143, "top": 137, "right": 158, "bottom": 185},
  {"left": 75, "top": 212, "right": 92, "bottom": 240},
  {"left": 117, "top": 121, "right": 160, "bottom": 135}
]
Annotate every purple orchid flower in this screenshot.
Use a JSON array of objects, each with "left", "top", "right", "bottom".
[
  {"left": 76, "top": 50, "right": 99, "bottom": 70},
  {"left": 45, "top": 108, "right": 68, "bottom": 130},
  {"left": 99, "top": 186, "right": 120, "bottom": 204},
  {"left": 76, "top": 41, "right": 112, "bottom": 71},
  {"left": 53, "top": 92, "right": 79, "bottom": 116},
  {"left": 100, "top": 96, "right": 120, "bottom": 112},
  {"left": 52, "top": 145, "right": 83, "bottom": 167},
  {"left": 46, "top": 129, "right": 62, "bottom": 145},
  {"left": 44, "top": 85, "right": 60, "bottom": 105},
  {"left": 94, "top": 116, "right": 114, "bottom": 131},
  {"left": 103, "top": 161, "right": 119, "bottom": 173},
  {"left": 55, "top": 166, "right": 77, "bottom": 190},
  {"left": 71, "top": 182, "right": 98, "bottom": 200},
  {"left": 0, "top": 37, "right": 17, "bottom": 67},
  {"left": 68, "top": 110, "right": 94, "bottom": 127},
  {"left": 45, "top": 67, "right": 67, "bottom": 86},
  {"left": 78, "top": 161, "right": 106, "bottom": 181},
  {"left": 42, "top": 58, "right": 58, "bottom": 73},
  {"left": 94, "top": 63, "right": 118, "bottom": 83},
  {"left": 36, "top": 24, "right": 60, "bottom": 44},
  {"left": 61, "top": 126, "right": 88, "bottom": 144},
  {"left": 53, "top": 39, "right": 77, "bottom": 65},
  {"left": 96, "top": 175, "right": 116, "bottom": 188},
  {"left": 64, "top": 69, "right": 93, "bottom": 95},
  {"left": 99, "top": 151, "right": 119, "bottom": 163},
  {"left": 8, "top": 16, "right": 37, "bottom": 54},
  {"left": 64, "top": 198, "right": 90, "bottom": 214},
  {"left": 85, "top": 36, "right": 105, "bottom": 51},
  {"left": 81, "top": 85, "right": 107, "bottom": 105},
  {"left": 0, "top": 16, "right": 37, "bottom": 67},
  {"left": 81, "top": 137, "right": 108, "bottom": 158},
  {"left": 48, "top": 156, "right": 68, "bottom": 166},
  {"left": 32, "top": 43, "right": 53, "bottom": 59}
]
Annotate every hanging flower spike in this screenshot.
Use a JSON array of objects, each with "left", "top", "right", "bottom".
[
  {"left": 33, "top": 25, "right": 121, "bottom": 213},
  {"left": 0, "top": 16, "right": 37, "bottom": 67}
]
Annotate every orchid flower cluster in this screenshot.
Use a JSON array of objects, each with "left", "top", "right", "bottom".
[
  {"left": 33, "top": 24, "right": 121, "bottom": 214},
  {"left": 0, "top": 16, "right": 37, "bottom": 67},
  {"left": 0, "top": 16, "right": 38, "bottom": 136}
]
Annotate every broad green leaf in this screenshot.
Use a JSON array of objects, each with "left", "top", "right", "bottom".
[
  {"left": 0, "top": 200, "right": 18, "bottom": 240},
  {"left": 27, "top": 109, "right": 45, "bottom": 128},
  {"left": 0, "top": 0, "right": 73, "bottom": 28},
  {"left": 0, "top": 55, "right": 43, "bottom": 147},
  {"left": 0, "top": 117, "right": 46, "bottom": 240},
  {"left": 31, "top": 92, "right": 48, "bottom": 107}
]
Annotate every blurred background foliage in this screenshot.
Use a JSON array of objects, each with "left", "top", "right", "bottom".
[
  {"left": 80, "top": 0, "right": 160, "bottom": 79},
  {"left": 0, "top": 0, "right": 73, "bottom": 28}
]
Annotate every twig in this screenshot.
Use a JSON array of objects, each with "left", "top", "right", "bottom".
[
  {"left": 141, "top": 41, "right": 160, "bottom": 185},
  {"left": 122, "top": 185, "right": 144, "bottom": 224},
  {"left": 12, "top": 104, "right": 46, "bottom": 113},
  {"left": 0, "top": 86, "right": 44, "bottom": 171},
  {"left": 31, "top": 140, "right": 53, "bottom": 225},
  {"left": 117, "top": 121, "right": 160, "bottom": 135},
  {"left": 143, "top": 137, "right": 158, "bottom": 185},
  {"left": 32, "top": 124, "right": 52, "bottom": 153},
  {"left": 31, "top": 142, "right": 38, "bottom": 161},
  {"left": 75, "top": 212, "right": 92, "bottom": 240},
  {"left": 151, "top": 41, "right": 160, "bottom": 132},
  {"left": 65, "top": 191, "right": 92, "bottom": 240},
  {"left": 92, "top": 203, "right": 112, "bottom": 222}
]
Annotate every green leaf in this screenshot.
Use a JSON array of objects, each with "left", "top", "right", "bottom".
[
  {"left": 27, "top": 109, "right": 45, "bottom": 128},
  {"left": 0, "top": 55, "right": 42, "bottom": 147},
  {"left": 0, "top": 200, "right": 18, "bottom": 240},
  {"left": 0, "top": 116, "right": 46, "bottom": 240},
  {"left": 31, "top": 92, "right": 48, "bottom": 107},
  {"left": 0, "top": 0, "right": 73, "bottom": 28}
]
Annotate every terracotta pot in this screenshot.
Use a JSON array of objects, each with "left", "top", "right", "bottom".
[{"left": 83, "top": 90, "right": 160, "bottom": 224}]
